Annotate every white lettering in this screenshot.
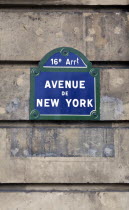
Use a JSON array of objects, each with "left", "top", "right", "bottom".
[
  {"left": 80, "top": 99, "right": 86, "bottom": 107},
  {"left": 62, "top": 91, "right": 68, "bottom": 96},
  {"left": 66, "top": 99, "right": 72, "bottom": 107},
  {"left": 51, "top": 99, "right": 59, "bottom": 107},
  {"left": 66, "top": 59, "right": 71, "bottom": 65},
  {"left": 66, "top": 58, "right": 80, "bottom": 66},
  {"left": 36, "top": 99, "right": 59, "bottom": 107},
  {"left": 65, "top": 99, "right": 93, "bottom": 108},
  {"left": 65, "top": 81, "right": 71, "bottom": 88},
  {"left": 37, "top": 99, "right": 42, "bottom": 107},
  {"left": 73, "top": 99, "right": 79, "bottom": 107},
  {"left": 44, "top": 81, "right": 51, "bottom": 88},
  {"left": 80, "top": 81, "right": 85, "bottom": 89},
  {"left": 51, "top": 81, "right": 58, "bottom": 88},
  {"left": 87, "top": 99, "right": 93, "bottom": 107},
  {"left": 72, "top": 81, "right": 78, "bottom": 89},
  {"left": 44, "top": 99, "right": 50, "bottom": 107},
  {"left": 44, "top": 80, "right": 86, "bottom": 89},
  {"left": 58, "top": 80, "right": 64, "bottom": 88}
]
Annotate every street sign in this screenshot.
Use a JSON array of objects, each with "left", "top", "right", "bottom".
[{"left": 30, "top": 47, "right": 100, "bottom": 120}]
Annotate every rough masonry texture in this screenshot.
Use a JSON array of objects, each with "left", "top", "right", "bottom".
[
  {"left": 0, "top": 3, "right": 129, "bottom": 209},
  {"left": 0, "top": 66, "right": 129, "bottom": 120},
  {"left": 0, "top": 123, "right": 129, "bottom": 183},
  {"left": 10, "top": 127, "right": 114, "bottom": 157},
  {"left": 0, "top": 0, "right": 129, "bottom": 5},
  {"left": 0, "top": 190, "right": 129, "bottom": 210},
  {"left": 0, "top": 10, "right": 129, "bottom": 61}
]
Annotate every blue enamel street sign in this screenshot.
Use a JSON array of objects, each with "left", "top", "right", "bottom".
[
  {"left": 43, "top": 52, "right": 87, "bottom": 68},
  {"left": 30, "top": 47, "right": 100, "bottom": 120}
]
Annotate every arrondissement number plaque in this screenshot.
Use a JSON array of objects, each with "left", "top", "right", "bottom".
[{"left": 30, "top": 47, "right": 100, "bottom": 120}]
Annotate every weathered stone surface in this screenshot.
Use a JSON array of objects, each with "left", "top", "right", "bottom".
[
  {"left": 0, "top": 125, "right": 129, "bottom": 183},
  {"left": 0, "top": 66, "right": 29, "bottom": 120},
  {"left": 9, "top": 127, "right": 114, "bottom": 157},
  {"left": 0, "top": 190, "right": 129, "bottom": 210},
  {"left": 0, "top": 10, "right": 129, "bottom": 61},
  {"left": 100, "top": 68, "right": 129, "bottom": 120},
  {"left": 0, "top": 0, "right": 129, "bottom": 5},
  {"left": 0, "top": 10, "right": 84, "bottom": 60},
  {"left": 84, "top": 12, "right": 129, "bottom": 61},
  {"left": 0, "top": 66, "right": 129, "bottom": 120}
]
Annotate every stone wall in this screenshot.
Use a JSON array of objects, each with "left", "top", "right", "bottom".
[{"left": 0, "top": 1, "right": 129, "bottom": 209}]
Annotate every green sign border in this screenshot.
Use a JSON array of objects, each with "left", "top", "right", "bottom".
[{"left": 30, "top": 47, "right": 100, "bottom": 120}]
